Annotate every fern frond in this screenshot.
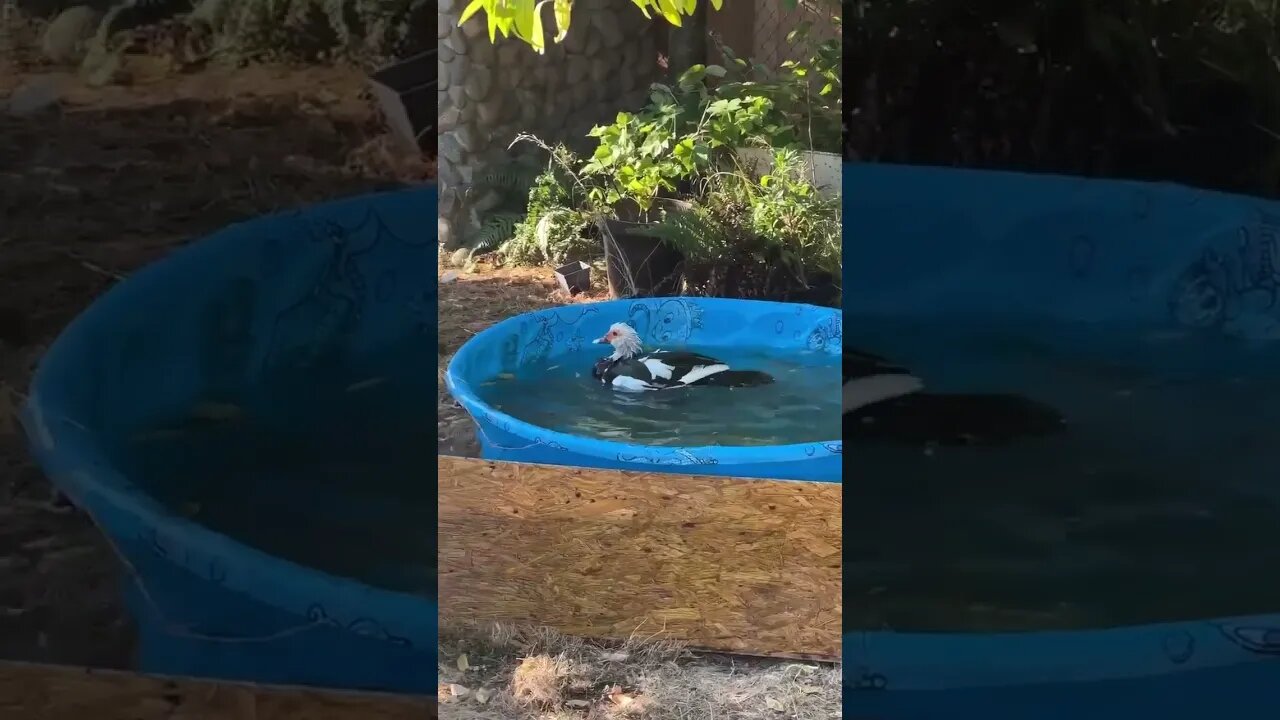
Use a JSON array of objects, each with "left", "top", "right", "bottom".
[{"left": 465, "top": 212, "right": 526, "bottom": 255}]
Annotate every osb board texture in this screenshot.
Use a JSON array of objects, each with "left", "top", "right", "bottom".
[
  {"left": 438, "top": 456, "right": 842, "bottom": 659},
  {"left": 0, "top": 661, "right": 436, "bottom": 720}
]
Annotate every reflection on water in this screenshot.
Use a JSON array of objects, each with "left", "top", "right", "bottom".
[
  {"left": 847, "top": 316, "right": 1280, "bottom": 631},
  {"left": 475, "top": 346, "right": 841, "bottom": 447}
]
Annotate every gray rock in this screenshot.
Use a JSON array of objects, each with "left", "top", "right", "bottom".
[
  {"left": 455, "top": 124, "right": 478, "bottom": 153},
  {"left": 590, "top": 58, "right": 611, "bottom": 85},
  {"left": 438, "top": 106, "right": 461, "bottom": 133},
  {"left": 464, "top": 65, "right": 492, "bottom": 101},
  {"left": 448, "top": 58, "right": 468, "bottom": 88},
  {"left": 444, "top": 26, "right": 468, "bottom": 54},
  {"left": 477, "top": 96, "right": 504, "bottom": 126},
  {"left": 448, "top": 84, "right": 467, "bottom": 107},
  {"left": 438, "top": 0, "right": 457, "bottom": 13},
  {"left": 40, "top": 6, "right": 101, "bottom": 66},
  {"left": 566, "top": 56, "right": 590, "bottom": 85},
  {"left": 438, "top": 11, "right": 452, "bottom": 40},
  {"left": 439, "top": 133, "right": 464, "bottom": 165},
  {"left": 460, "top": 15, "right": 488, "bottom": 39},
  {"left": 468, "top": 34, "right": 495, "bottom": 64},
  {"left": 591, "top": 8, "right": 625, "bottom": 47},
  {"left": 437, "top": 216, "right": 455, "bottom": 250}
]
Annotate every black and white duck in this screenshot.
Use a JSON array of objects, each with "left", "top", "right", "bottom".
[
  {"left": 592, "top": 322, "right": 774, "bottom": 392},
  {"left": 844, "top": 348, "right": 1066, "bottom": 446}
]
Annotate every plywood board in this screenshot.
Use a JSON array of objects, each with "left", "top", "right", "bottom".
[
  {"left": 438, "top": 456, "right": 842, "bottom": 659},
  {"left": 0, "top": 661, "right": 436, "bottom": 720}
]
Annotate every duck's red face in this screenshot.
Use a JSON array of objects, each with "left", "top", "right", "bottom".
[{"left": 594, "top": 329, "right": 619, "bottom": 345}]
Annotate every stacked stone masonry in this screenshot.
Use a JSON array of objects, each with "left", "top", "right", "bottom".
[{"left": 437, "top": 0, "right": 662, "bottom": 249}]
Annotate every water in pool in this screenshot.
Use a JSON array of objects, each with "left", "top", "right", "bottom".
[
  {"left": 847, "top": 316, "right": 1280, "bottom": 632},
  {"left": 108, "top": 341, "right": 438, "bottom": 596},
  {"left": 472, "top": 346, "right": 840, "bottom": 446}
]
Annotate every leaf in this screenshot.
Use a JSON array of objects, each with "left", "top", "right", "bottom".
[
  {"left": 552, "top": 0, "right": 572, "bottom": 42},
  {"left": 458, "top": 0, "right": 487, "bottom": 26},
  {"left": 456, "top": 653, "right": 470, "bottom": 672}
]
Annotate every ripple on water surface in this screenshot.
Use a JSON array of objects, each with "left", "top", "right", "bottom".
[{"left": 473, "top": 346, "right": 842, "bottom": 447}]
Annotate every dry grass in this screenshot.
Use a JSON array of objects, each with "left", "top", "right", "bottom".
[{"left": 438, "top": 624, "right": 841, "bottom": 720}]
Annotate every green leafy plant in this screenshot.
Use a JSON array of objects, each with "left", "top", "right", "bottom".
[
  {"left": 459, "top": 155, "right": 545, "bottom": 255},
  {"left": 456, "top": 0, "right": 724, "bottom": 54},
  {"left": 580, "top": 62, "right": 813, "bottom": 212},
  {"left": 496, "top": 144, "right": 597, "bottom": 267},
  {"left": 744, "top": 148, "right": 842, "bottom": 280}
]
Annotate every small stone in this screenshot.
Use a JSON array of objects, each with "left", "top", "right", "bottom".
[{"left": 437, "top": 12, "right": 452, "bottom": 40}]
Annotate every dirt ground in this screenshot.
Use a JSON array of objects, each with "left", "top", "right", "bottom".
[
  {"left": 437, "top": 624, "right": 841, "bottom": 720},
  {"left": 0, "top": 36, "right": 428, "bottom": 670}
]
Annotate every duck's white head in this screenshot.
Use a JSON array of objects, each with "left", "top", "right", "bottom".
[{"left": 594, "top": 322, "right": 643, "bottom": 360}]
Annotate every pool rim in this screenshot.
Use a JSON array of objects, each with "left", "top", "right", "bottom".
[
  {"left": 19, "top": 187, "right": 438, "bottom": 651},
  {"left": 444, "top": 296, "right": 843, "bottom": 466}
]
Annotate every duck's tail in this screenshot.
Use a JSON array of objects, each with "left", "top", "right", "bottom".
[
  {"left": 846, "top": 392, "right": 1066, "bottom": 446},
  {"left": 695, "top": 370, "right": 775, "bottom": 388}
]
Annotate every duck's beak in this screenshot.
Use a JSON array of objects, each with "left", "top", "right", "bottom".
[{"left": 593, "top": 336, "right": 609, "bottom": 344}]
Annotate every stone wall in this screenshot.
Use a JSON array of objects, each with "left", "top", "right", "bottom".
[{"left": 437, "top": 0, "right": 662, "bottom": 250}]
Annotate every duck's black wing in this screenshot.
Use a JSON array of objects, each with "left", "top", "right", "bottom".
[
  {"left": 643, "top": 350, "right": 726, "bottom": 367},
  {"left": 845, "top": 348, "right": 914, "bottom": 381}
]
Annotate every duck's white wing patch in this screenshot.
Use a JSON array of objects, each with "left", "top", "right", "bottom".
[
  {"left": 677, "top": 363, "right": 729, "bottom": 385},
  {"left": 611, "top": 375, "right": 658, "bottom": 392},
  {"left": 640, "top": 358, "right": 676, "bottom": 380},
  {"left": 844, "top": 374, "right": 924, "bottom": 412}
]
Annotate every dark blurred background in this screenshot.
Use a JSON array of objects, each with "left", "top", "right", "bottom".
[{"left": 844, "top": 0, "right": 1280, "bottom": 197}]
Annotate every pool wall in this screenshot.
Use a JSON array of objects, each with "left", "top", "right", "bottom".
[
  {"left": 446, "top": 297, "right": 842, "bottom": 482},
  {"left": 842, "top": 162, "right": 1280, "bottom": 715},
  {"left": 21, "top": 186, "right": 439, "bottom": 693}
]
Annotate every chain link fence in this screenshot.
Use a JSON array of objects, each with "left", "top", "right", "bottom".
[{"left": 750, "top": 0, "right": 836, "bottom": 67}]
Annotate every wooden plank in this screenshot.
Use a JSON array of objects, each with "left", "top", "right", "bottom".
[
  {"left": 438, "top": 456, "right": 842, "bottom": 659},
  {"left": 0, "top": 661, "right": 436, "bottom": 720}
]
